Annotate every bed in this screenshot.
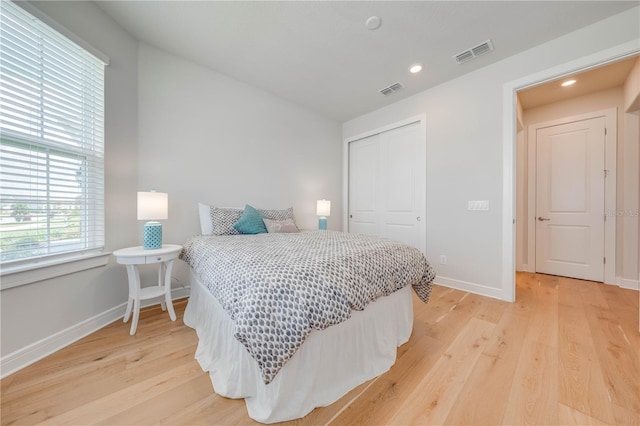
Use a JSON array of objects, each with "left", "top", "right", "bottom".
[{"left": 181, "top": 210, "right": 435, "bottom": 423}]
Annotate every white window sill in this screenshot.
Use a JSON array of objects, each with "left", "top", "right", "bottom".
[{"left": 0, "top": 252, "right": 111, "bottom": 290}]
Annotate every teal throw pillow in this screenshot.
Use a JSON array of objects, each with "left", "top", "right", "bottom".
[{"left": 233, "top": 204, "right": 267, "bottom": 234}]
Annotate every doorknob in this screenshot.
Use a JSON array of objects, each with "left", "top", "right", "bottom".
[
  {"left": 537, "top": 217, "right": 551, "bottom": 221},
  {"left": 417, "top": 216, "right": 421, "bottom": 221},
  {"left": 349, "top": 214, "right": 353, "bottom": 218}
]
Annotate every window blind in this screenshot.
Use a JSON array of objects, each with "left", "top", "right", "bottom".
[{"left": 0, "top": 1, "right": 105, "bottom": 265}]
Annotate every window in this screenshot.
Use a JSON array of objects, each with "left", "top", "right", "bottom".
[{"left": 0, "top": 1, "right": 106, "bottom": 267}]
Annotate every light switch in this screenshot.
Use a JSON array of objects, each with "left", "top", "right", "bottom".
[{"left": 468, "top": 200, "right": 489, "bottom": 211}]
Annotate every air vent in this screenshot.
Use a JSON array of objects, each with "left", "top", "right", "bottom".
[
  {"left": 471, "top": 41, "right": 492, "bottom": 56},
  {"left": 379, "top": 82, "right": 404, "bottom": 96},
  {"left": 454, "top": 50, "right": 474, "bottom": 64},
  {"left": 453, "top": 39, "right": 494, "bottom": 64}
]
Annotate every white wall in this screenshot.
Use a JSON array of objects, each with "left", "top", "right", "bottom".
[
  {"left": 624, "top": 58, "right": 640, "bottom": 112},
  {"left": 136, "top": 44, "right": 342, "bottom": 287},
  {"left": 520, "top": 87, "right": 639, "bottom": 288},
  {"left": 343, "top": 7, "right": 639, "bottom": 300},
  {"left": 1, "top": 1, "right": 138, "bottom": 366}
]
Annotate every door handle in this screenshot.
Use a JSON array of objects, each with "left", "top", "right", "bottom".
[{"left": 537, "top": 217, "right": 551, "bottom": 221}]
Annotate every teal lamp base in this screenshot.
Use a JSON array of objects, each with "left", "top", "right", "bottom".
[
  {"left": 318, "top": 217, "right": 327, "bottom": 230},
  {"left": 143, "top": 221, "right": 162, "bottom": 249}
]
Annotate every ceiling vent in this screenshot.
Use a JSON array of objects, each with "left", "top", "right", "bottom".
[
  {"left": 453, "top": 39, "right": 494, "bottom": 64},
  {"left": 379, "top": 82, "right": 404, "bottom": 96}
]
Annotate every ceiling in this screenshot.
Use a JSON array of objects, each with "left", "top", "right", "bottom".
[
  {"left": 518, "top": 55, "right": 639, "bottom": 109},
  {"left": 94, "top": 1, "right": 638, "bottom": 122}
]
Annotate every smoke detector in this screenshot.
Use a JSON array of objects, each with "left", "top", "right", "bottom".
[
  {"left": 365, "top": 16, "right": 382, "bottom": 30},
  {"left": 453, "top": 39, "right": 494, "bottom": 64}
]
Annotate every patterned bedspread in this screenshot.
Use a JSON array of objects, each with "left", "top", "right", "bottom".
[{"left": 181, "top": 230, "right": 435, "bottom": 384}]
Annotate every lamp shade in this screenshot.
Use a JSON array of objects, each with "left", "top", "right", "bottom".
[
  {"left": 137, "top": 191, "right": 168, "bottom": 220},
  {"left": 316, "top": 199, "right": 331, "bottom": 217}
]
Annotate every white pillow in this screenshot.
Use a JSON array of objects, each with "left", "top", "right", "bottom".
[{"left": 198, "top": 203, "right": 213, "bottom": 235}]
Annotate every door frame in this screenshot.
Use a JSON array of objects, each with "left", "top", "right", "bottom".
[
  {"left": 502, "top": 40, "right": 639, "bottom": 302},
  {"left": 527, "top": 109, "right": 616, "bottom": 283},
  {"left": 342, "top": 114, "right": 427, "bottom": 251}
]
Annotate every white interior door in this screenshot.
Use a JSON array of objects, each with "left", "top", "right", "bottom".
[
  {"left": 535, "top": 117, "right": 605, "bottom": 281},
  {"left": 348, "top": 134, "right": 379, "bottom": 237},
  {"left": 379, "top": 124, "right": 426, "bottom": 249},
  {"left": 348, "top": 122, "right": 426, "bottom": 252}
]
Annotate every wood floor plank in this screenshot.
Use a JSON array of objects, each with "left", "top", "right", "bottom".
[
  {"left": 443, "top": 308, "right": 530, "bottom": 425},
  {"left": 583, "top": 303, "right": 640, "bottom": 415},
  {"left": 98, "top": 374, "right": 217, "bottom": 425},
  {"left": 558, "top": 276, "right": 586, "bottom": 309},
  {"left": 579, "top": 281, "right": 610, "bottom": 309},
  {"left": 470, "top": 293, "right": 508, "bottom": 324},
  {"left": 2, "top": 343, "right": 198, "bottom": 424},
  {"left": 611, "top": 403, "right": 640, "bottom": 426},
  {"left": 328, "top": 334, "right": 445, "bottom": 425},
  {"left": 600, "top": 283, "right": 640, "bottom": 314},
  {"left": 41, "top": 362, "right": 204, "bottom": 425},
  {"left": 558, "top": 403, "right": 610, "bottom": 425},
  {"left": 525, "top": 277, "right": 559, "bottom": 347},
  {"left": 558, "top": 305, "right": 615, "bottom": 424},
  {"left": 417, "top": 290, "right": 491, "bottom": 346},
  {"left": 599, "top": 283, "right": 640, "bottom": 341},
  {"left": 160, "top": 386, "right": 255, "bottom": 426},
  {"left": 415, "top": 286, "right": 470, "bottom": 326},
  {"left": 387, "top": 317, "right": 495, "bottom": 425},
  {"left": 513, "top": 271, "right": 539, "bottom": 315},
  {"left": 501, "top": 339, "right": 558, "bottom": 425}
]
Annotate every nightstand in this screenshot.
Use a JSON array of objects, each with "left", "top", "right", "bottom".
[{"left": 113, "top": 244, "right": 182, "bottom": 335}]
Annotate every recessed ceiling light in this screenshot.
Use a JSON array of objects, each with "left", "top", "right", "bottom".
[
  {"left": 365, "top": 16, "right": 382, "bottom": 30},
  {"left": 561, "top": 79, "right": 576, "bottom": 87},
  {"left": 409, "top": 64, "right": 423, "bottom": 74}
]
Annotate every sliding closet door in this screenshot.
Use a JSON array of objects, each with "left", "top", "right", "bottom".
[{"left": 348, "top": 121, "right": 426, "bottom": 253}]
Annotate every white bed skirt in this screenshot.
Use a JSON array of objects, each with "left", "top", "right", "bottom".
[{"left": 184, "top": 270, "right": 414, "bottom": 423}]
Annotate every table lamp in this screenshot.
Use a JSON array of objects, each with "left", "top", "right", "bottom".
[
  {"left": 137, "top": 190, "right": 168, "bottom": 249},
  {"left": 316, "top": 199, "right": 331, "bottom": 230}
]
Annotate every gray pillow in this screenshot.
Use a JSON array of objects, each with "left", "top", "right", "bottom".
[
  {"left": 210, "top": 206, "right": 242, "bottom": 235},
  {"left": 258, "top": 206, "right": 296, "bottom": 222},
  {"left": 263, "top": 218, "right": 300, "bottom": 233}
]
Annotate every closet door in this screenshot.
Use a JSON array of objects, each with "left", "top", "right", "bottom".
[
  {"left": 348, "top": 121, "right": 426, "bottom": 253},
  {"left": 348, "top": 134, "right": 380, "bottom": 237}
]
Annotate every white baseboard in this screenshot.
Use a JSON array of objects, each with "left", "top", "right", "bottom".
[
  {"left": 519, "top": 264, "right": 533, "bottom": 273},
  {"left": 619, "top": 278, "right": 640, "bottom": 291},
  {"left": 1, "top": 287, "right": 190, "bottom": 379},
  {"left": 432, "top": 276, "right": 506, "bottom": 301}
]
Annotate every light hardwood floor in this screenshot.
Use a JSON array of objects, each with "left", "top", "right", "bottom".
[{"left": 2, "top": 272, "right": 638, "bottom": 425}]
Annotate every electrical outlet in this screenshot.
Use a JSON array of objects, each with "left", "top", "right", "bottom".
[{"left": 440, "top": 255, "right": 447, "bottom": 265}]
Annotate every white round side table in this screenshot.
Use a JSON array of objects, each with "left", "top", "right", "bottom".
[{"left": 113, "top": 244, "right": 182, "bottom": 335}]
